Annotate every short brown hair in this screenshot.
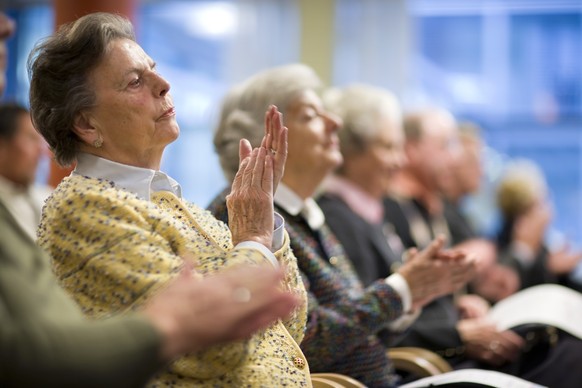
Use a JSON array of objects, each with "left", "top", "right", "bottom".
[{"left": 28, "top": 12, "right": 135, "bottom": 166}]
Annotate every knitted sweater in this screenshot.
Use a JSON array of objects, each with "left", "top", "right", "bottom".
[
  {"left": 38, "top": 175, "right": 310, "bottom": 387},
  {"left": 209, "top": 188, "right": 404, "bottom": 388}
]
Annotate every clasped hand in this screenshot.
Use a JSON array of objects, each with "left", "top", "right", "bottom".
[
  {"left": 398, "top": 235, "right": 477, "bottom": 310},
  {"left": 227, "top": 106, "right": 288, "bottom": 249}
]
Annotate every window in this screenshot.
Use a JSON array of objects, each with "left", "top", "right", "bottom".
[{"left": 3, "top": 0, "right": 300, "bottom": 207}]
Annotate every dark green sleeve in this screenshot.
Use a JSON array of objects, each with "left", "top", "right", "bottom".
[{"left": 0, "top": 201, "right": 164, "bottom": 387}]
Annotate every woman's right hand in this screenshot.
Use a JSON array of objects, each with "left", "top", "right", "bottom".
[{"left": 227, "top": 145, "right": 275, "bottom": 248}]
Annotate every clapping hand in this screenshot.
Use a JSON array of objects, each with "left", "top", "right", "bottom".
[
  {"left": 399, "top": 236, "right": 477, "bottom": 310},
  {"left": 227, "top": 106, "right": 288, "bottom": 249}
]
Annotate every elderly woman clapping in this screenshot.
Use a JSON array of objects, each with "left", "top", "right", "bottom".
[
  {"left": 30, "top": 13, "right": 310, "bottom": 387},
  {"left": 209, "top": 64, "right": 476, "bottom": 387}
]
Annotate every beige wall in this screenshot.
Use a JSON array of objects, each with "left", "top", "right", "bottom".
[{"left": 299, "top": 0, "right": 334, "bottom": 86}]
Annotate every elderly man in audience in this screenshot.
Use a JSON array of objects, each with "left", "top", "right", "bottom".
[{"left": 384, "top": 106, "right": 582, "bottom": 388}]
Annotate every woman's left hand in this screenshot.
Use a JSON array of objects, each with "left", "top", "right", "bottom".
[
  {"left": 238, "top": 105, "right": 288, "bottom": 194},
  {"left": 227, "top": 146, "right": 275, "bottom": 249}
]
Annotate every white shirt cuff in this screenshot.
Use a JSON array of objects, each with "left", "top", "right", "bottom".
[
  {"left": 385, "top": 273, "right": 420, "bottom": 331},
  {"left": 233, "top": 212, "right": 285, "bottom": 268},
  {"left": 388, "top": 308, "right": 421, "bottom": 331},
  {"left": 272, "top": 212, "right": 284, "bottom": 251},
  {"left": 235, "top": 241, "right": 278, "bottom": 267},
  {"left": 385, "top": 273, "right": 412, "bottom": 312}
]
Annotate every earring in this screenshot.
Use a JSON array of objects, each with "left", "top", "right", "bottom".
[{"left": 93, "top": 137, "right": 103, "bottom": 148}]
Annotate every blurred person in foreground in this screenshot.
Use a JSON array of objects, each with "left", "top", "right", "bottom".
[
  {"left": 30, "top": 12, "right": 310, "bottom": 387},
  {"left": 0, "top": 104, "right": 52, "bottom": 239},
  {"left": 209, "top": 64, "right": 475, "bottom": 387},
  {"left": 0, "top": 10, "right": 299, "bottom": 388},
  {"left": 384, "top": 107, "right": 582, "bottom": 387}
]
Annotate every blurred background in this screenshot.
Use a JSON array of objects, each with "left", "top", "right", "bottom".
[{"left": 2, "top": 0, "right": 582, "bottom": 265}]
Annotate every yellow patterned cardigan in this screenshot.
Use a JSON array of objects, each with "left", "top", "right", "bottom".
[{"left": 37, "top": 174, "right": 310, "bottom": 387}]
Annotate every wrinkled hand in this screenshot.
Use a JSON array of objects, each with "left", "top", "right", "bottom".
[
  {"left": 398, "top": 236, "right": 477, "bottom": 310},
  {"left": 263, "top": 106, "right": 288, "bottom": 193},
  {"left": 458, "top": 318, "right": 524, "bottom": 366},
  {"left": 457, "top": 294, "right": 490, "bottom": 319},
  {"left": 547, "top": 242, "right": 582, "bottom": 275},
  {"left": 227, "top": 143, "right": 275, "bottom": 248},
  {"left": 238, "top": 105, "right": 288, "bottom": 195},
  {"left": 143, "top": 262, "right": 301, "bottom": 360}
]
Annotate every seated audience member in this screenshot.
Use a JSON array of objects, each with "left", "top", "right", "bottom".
[
  {"left": 0, "top": 196, "right": 301, "bottom": 387},
  {"left": 317, "top": 84, "right": 461, "bottom": 286},
  {"left": 441, "top": 121, "right": 484, "bottom": 244},
  {"left": 384, "top": 107, "right": 582, "bottom": 388},
  {"left": 438, "top": 121, "right": 521, "bottom": 303},
  {"left": 496, "top": 160, "right": 582, "bottom": 293},
  {"left": 0, "top": 13, "right": 50, "bottom": 239},
  {"left": 0, "top": 104, "right": 52, "bottom": 239},
  {"left": 31, "top": 13, "right": 309, "bottom": 386},
  {"left": 209, "top": 64, "right": 475, "bottom": 387}
]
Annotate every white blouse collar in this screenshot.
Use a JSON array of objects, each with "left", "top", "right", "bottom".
[
  {"left": 74, "top": 153, "right": 182, "bottom": 201},
  {"left": 275, "top": 183, "right": 325, "bottom": 230}
]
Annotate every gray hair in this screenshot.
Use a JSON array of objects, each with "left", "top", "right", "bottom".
[
  {"left": 28, "top": 12, "right": 135, "bottom": 166},
  {"left": 323, "top": 84, "right": 401, "bottom": 159},
  {"left": 403, "top": 107, "right": 455, "bottom": 142},
  {"left": 214, "top": 63, "right": 322, "bottom": 182}
]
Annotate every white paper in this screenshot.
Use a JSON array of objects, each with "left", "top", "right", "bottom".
[
  {"left": 487, "top": 284, "right": 582, "bottom": 339},
  {"left": 399, "top": 368, "right": 547, "bottom": 388}
]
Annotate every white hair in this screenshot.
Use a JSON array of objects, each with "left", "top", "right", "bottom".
[{"left": 213, "top": 63, "right": 322, "bottom": 182}]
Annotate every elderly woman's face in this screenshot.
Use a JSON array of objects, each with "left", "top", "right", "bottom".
[
  {"left": 83, "top": 38, "right": 178, "bottom": 167},
  {"left": 345, "top": 115, "right": 406, "bottom": 198},
  {"left": 284, "top": 90, "right": 342, "bottom": 179}
]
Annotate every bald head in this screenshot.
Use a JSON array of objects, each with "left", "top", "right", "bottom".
[{"left": 0, "top": 12, "right": 15, "bottom": 96}]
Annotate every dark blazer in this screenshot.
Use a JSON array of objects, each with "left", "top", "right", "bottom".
[
  {"left": 209, "top": 188, "right": 405, "bottom": 387},
  {"left": 443, "top": 199, "right": 477, "bottom": 246},
  {"left": 383, "top": 195, "right": 472, "bottom": 364},
  {"left": 383, "top": 195, "right": 582, "bottom": 387},
  {"left": 318, "top": 193, "right": 400, "bottom": 286}
]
